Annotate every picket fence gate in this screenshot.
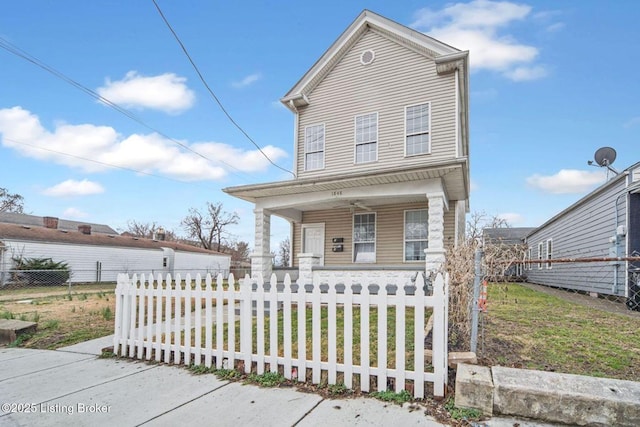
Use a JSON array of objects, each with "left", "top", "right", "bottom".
[{"left": 113, "top": 271, "right": 449, "bottom": 397}]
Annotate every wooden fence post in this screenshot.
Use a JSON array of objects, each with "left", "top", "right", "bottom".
[
  {"left": 113, "top": 273, "right": 125, "bottom": 355},
  {"left": 240, "top": 273, "right": 253, "bottom": 373},
  {"left": 432, "top": 273, "right": 447, "bottom": 397},
  {"left": 282, "top": 274, "right": 293, "bottom": 379},
  {"left": 414, "top": 273, "right": 426, "bottom": 398}
]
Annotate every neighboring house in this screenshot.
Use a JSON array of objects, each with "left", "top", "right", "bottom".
[
  {"left": 482, "top": 227, "right": 537, "bottom": 279},
  {"left": 0, "top": 212, "right": 118, "bottom": 235},
  {"left": 224, "top": 10, "right": 470, "bottom": 280},
  {"left": 524, "top": 162, "right": 640, "bottom": 301},
  {"left": 0, "top": 219, "right": 231, "bottom": 285}
]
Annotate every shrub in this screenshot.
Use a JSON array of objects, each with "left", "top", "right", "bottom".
[{"left": 12, "top": 257, "right": 71, "bottom": 286}]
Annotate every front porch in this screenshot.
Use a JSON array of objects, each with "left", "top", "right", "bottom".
[{"left": 224, "top": 164, "right": 468, "bottom": 281}]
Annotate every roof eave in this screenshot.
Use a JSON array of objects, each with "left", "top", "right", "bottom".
[{"left": 223, "top": 158, "right": 469, "bottom": 203}]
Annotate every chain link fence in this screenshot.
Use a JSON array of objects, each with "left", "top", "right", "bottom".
[{"left": 0, "top": 268, "right": 230, "bottom": 291}]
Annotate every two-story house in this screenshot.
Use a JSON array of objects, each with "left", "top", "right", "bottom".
[{"left": 224, "top": 10, "right": 470, "bottom": 281}]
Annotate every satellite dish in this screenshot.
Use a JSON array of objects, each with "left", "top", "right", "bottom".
[
  {"left": 590, "top": 146, "right": 619, "bottom": 175},
  {"left": 594, "top": 147, "right": 617, "bottom": 167}
]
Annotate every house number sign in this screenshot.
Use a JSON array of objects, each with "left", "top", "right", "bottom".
[{"left": 331, "top": 191, "right": 342, "bottom": 197}]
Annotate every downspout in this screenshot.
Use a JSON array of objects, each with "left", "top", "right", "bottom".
[
  {"left": 454, "top": 68, "right": 459, "bottom": 158},
  {"left": 289, "top": 100, "right": 299, "bottom": 177},
  {"left": 289, "top": 221, "right": 294, "bottom": 268},
  {"left": 613, "top": 191, "right": 627, "bottom": 294}
]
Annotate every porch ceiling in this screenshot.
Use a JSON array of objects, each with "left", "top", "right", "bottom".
[{"left": 224, "top": 160, "right": 468, "bottom": 205}]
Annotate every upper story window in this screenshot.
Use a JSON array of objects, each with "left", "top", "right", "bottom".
[
  {"left": 304, "top": 124, "right": 325, "bottom": 171},
  {"left": 353, "top": 212, "right": 376, "bottom": 263},
  {"left": 404, "top": 209, "right": 428, "bottom": 261},
  {"left": 355, "top": 113, "right": 378, "bottom": 164},
  {"left": 405, "top": 103, "right": 430, "bottom": 156}
]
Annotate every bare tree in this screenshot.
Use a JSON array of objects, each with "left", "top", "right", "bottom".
[
  {"left": 275, "top": 237, "right": 291, "bottom": 267},
  {"left": 123, "top": 220, "right": 177, "bottom": 241},
  {"left": 181, "top": 202, "right": 239, "bottom": 251},
  {"left": 225, "top": 240, "right": 251, "bottom": 264},
  {"left": 445, "top": 211, "right": 521, "bottom": 350},
  {"left": 124, "top": 220, "right": 157, "bottom": 238},
  {"left": 0, "top": 188, "right": 24, "bottom": 213}
]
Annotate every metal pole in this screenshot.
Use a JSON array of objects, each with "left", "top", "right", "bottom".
[{"left": 470, "top": 246, "right": 483, "bottom": 353}]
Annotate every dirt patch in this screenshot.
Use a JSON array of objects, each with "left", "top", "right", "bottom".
[{"left": 0, "top": 289, "right": 115, "bottom": 349}]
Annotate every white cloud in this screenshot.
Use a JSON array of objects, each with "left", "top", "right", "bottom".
[
  {"left": 497, "top": 212, "right": 524, "bottom": 225},
  {"left": 232, "top": 73, "right": 262, "bottom": 88},
  {"left": 412, "top": 0, "right": 547, "bottom": 81},
  {"left": 526, "top": 169, "right": 607, "bottom": 194},
  {"left": 545, "top": 22, "right": 565, "bottom": 33},
  {"left": 532, "top": 10, "right": 564, "bottom": 32},
  {"left": 0, "top": 106, "right": 288, "bottom": 181},
  {"left": 192, "top": 141, "right": 287, "bottom": 173},
  {"left": 43, "top": 179, "right": 104, "bottom": 197},
  {"left": 624, "top": 116, "right": 640, "bottom": 128},
  {"left": 96, "top": 71, "right": 195, "bottom": 114},
  {"left": 503, "top": 65, "right": 548, "bottom": 81},
  {"left": 62, "top": 207, "right": 89, "bottom": 219}
]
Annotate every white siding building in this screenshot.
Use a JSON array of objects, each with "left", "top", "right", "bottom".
[{"left": 0, "top": 221, "right": 230, "bottom": 285}]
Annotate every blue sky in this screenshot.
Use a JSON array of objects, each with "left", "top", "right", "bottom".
[{"left": 0, "top": 1, "right": 638, "bottom": 250}]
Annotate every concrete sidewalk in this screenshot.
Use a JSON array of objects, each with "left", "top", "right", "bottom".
[
  {"left": 0, "top": 346, "right": 445, "bottom": 427},
  {"left": 0, "top": 337, "right": 559, "bottom": 427}
]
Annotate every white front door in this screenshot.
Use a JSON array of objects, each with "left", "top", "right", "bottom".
[{"left": 302, "top": 223, "right": 325, "bottom": 266}]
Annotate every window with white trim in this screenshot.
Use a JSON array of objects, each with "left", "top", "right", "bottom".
[
  {"left": 546, "top": 239, "right": 553, "bottom": 269},
  {"left": 527, "top": 247, "right": 532, "bottom": 270},
  {"left": 405, "top": 103, "right": 430, "bottom": 156},
  {"left": 304, "top": 124, "right": 324, "bottom": 171},
  {"left": 355, "top": 113, "right": 377, "bottom": 163},
  {"left": 404, "top": 209, "right": 428, "bottom": 261},
  {"left": 353, "top": 213, "right": 376, "bottom": 263},
  {"left": 537, "top": 242, "right": 544, "bottom": 270}
]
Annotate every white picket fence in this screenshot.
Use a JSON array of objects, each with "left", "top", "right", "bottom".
[{"left": 113, "top": 271, "right": 450, "bottom": 397}]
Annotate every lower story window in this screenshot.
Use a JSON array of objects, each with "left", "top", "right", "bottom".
[
  {"left": 353, "top": 213, "right": 376, "bottom": 262},
  {"left": 404, "top": 209, "right": 428, "bottom": 261}
]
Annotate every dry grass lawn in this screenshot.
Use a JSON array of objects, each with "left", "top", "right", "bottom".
[
  {"left": 0, "top": 285, "right": 116, "bottom": 349},
  {"left": 480, "top": 282, "right": 640, "bottom": 381}
]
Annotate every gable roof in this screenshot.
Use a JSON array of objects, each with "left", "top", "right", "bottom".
[
  {"left": 483, "top": 227, "right": 537, "bottom": 245},
  {"left": 0, "top": 212, "right": 118, "bottom": 235},
  {"left": 281, "top": 9, "right": 469, "bottom": 111},
  {"left": 0, "top": 222, "right": 228, "bottom": 256}
]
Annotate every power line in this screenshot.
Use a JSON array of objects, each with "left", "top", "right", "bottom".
[
  {"left": 0, "top": 36, "right": 253, "bottom": 183},
  {"left": 2, "top": 137, "right": 222, "bottom": 188},
  {"left": 151, "top": 0, "right": 296, "bottom": 178}
]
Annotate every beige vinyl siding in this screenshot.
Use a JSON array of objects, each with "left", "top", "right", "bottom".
[
  {"left": 444, "top": 204, "right": 456, "bottom": 248},
  {"left": 292, "top": 201, "right": 457, "bottom": 266},
  {"left": 296, "top": 28, "right": 456, "bottom": 177}
]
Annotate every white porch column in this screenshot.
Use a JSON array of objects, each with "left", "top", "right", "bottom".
[
  {"left": 298, "top": 253, "right": 321, "bottom": 285},
  {"left": 425, "top": 192, "right": 449, "bottom": 272},
  {"left": 250, "top": 208, "right": 274, "bottom": 279}
]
